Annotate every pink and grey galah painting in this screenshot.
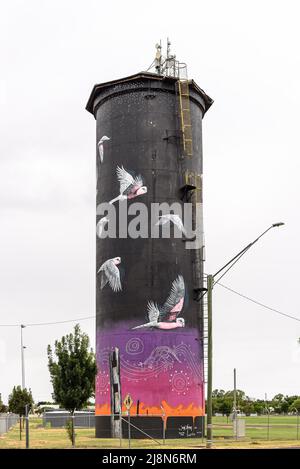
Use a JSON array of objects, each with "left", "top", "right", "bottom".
[
  {"left": 132, "top": 275, "right": 186, "bottom": 330},
  {"left": 109, "top": 166, "right": 147, "bottom": 205}
]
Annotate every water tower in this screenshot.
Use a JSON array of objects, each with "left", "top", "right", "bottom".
[{"left": 86, "top": 40, "right": 213, "bottom": 438}]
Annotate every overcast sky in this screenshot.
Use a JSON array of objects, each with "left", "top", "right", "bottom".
[{"left": 0, "top": 0, "right": 300, "bottom": 403}]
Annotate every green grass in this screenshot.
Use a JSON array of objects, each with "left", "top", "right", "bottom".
[
  {"left": 0, "top": 419, "right": 200, "bottom": 449},
  {"left": 0, "top": 416, "right": 299, "bottom": 449},
  {"left": 212, "top": 415, "right": 300, "bottom": 441}
]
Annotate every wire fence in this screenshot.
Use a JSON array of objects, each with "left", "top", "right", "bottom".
[
  {"left": 212, "top": 415, "right": 300, "bottom": 442},
  {"left": 0, "top": 415, "right": 300, "bottom": 448},
  {"left": 0, "top": 414, "right": 19, "bottom": 435},
  {"left": 43, "top": 411, "right": 95, "bottom": 429}
]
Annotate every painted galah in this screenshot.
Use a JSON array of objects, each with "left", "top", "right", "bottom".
[
  {"left": 109, "top": 166, "right": 147, "bottom": 205},
  {"left": 132, "top": 275, "right": 185, "bottom": 330}
]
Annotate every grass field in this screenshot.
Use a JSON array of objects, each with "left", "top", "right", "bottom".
[
  {"left": 213, "top": 415, "right": 300, "bottom": 441},
  {"left": 0, "top": 416, "right": 300, "bottom": 449}
]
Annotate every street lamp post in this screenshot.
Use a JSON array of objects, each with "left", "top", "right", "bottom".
[
  {"left": 233, "top": 368, "right": 237, "bottom": 440},
  {"left": 205, "top": 222, "right": 284, "bottom": 449},
  {"left": 20, "top": 324, "right": 26, "bottom": 389},
  {"left": 206, "top": 275, "right": 213, "bottom": 447}
]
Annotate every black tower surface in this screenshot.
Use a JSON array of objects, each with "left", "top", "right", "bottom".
[{"left": 86, "top": 72, "right": 213, "bottom": 438}]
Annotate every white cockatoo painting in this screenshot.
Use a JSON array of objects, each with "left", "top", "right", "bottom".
[
  {"left": 156, "top": 214, "right": 187, "bottom": 237},
  {"left": 97, "top": 136, "right": 110, "bottom": 163},
  {"left": 96, "top": 216, "right": 109, "bottom": 238},
  {"left": 97, "top": 257, "right": 122, "bottom": 292}
]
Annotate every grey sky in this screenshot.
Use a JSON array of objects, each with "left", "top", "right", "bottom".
[{"left": 0, "top": 0, "right": 299, "bottom": 403}]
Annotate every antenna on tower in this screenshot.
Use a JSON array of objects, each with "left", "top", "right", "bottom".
[
  {"left": 155, "top": 41, "right": 162, "bottom": 74},
  {"left": 146, "top": 39, "right": 187, "bottom": 79}
]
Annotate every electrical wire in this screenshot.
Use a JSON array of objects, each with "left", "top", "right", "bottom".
[
  {"left": 0, "top": 315, "right": 95, "bottom": 328},
  {"left": 26, "top": 315, "right": 95, "bottom": 327},
  {"left": 0, "top": 283, "right": 299, "bottom": 327},
  {"left": 217, "top": 282, "right": 300, "bottom": 323}
]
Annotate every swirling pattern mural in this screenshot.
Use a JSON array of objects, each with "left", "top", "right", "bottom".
[{"left": 96, "top": 330, "right": 204, "bottom": 417}]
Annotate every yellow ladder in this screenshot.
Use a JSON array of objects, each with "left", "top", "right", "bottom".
[{"left": 177, "top": 79, "right": 193, "bottom": 157}]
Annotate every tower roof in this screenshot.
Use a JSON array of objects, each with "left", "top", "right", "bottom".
[{"left": 86, "top": 72, "right": 213, "bottom": 117}]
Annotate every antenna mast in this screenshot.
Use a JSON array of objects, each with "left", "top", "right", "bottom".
[{"left": 147, "top": 38, "right": 188, "bottom": 79}]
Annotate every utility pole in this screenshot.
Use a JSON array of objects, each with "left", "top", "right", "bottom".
[
  {"left": 25, "top": 404, "right": 29, "bottom": 449},
  {"left": 206, "top": 275, "right": 213, "bottom": 448},
  {"left": 233, "top": 368, "right": 237, "bottom": 439},
  {"left": 20, "top": 325, "right": 26, "bottom": 389},
  {"left": 265, "top": 392, "right": 270, "bottom": 440},
  {"left": 205, "top": 223, "right": 284, "bottom": 449}
]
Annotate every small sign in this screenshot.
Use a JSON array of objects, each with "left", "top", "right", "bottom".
[{"left": 123, "top": 393, "right": 133, "bottom": 410}]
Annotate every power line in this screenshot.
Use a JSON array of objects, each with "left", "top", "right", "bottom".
[
  {"left": 0, "top": 323, "right": 20, "bottom": 328},
  {"left": 0, "top": 315, "right": 95, "bottom": 328},
  {"left": 26, "top": 315, "right": 95, "bottom": 327},
  {"left": 217, "top": 282, "right": 300, "bottom": 323},
  {"left": 1, "top": 283, "right": 299, "bottom": 327}
]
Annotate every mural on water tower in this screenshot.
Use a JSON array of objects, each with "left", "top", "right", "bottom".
[{"left": 86, "top": 69, "right": 213, "bottom": 436}]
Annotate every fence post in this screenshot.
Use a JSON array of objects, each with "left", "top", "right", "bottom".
[
  {"left": 128, "top": 408, "right": 131, "bottom": 449},
  {"left": 19, "top": 416, "right": 22, "bottom": 441},
  {"left": 266, "top": 409, "right": 270, "bottom": 440},
  {"left": 119, "top": 413, "right": 122, "bottom": 448},
  {"left": 25, "top": 404, "right": 29, "bottom": 449},
  {"left": 160, "top": 406, "right": 165, "bottom": 445}
]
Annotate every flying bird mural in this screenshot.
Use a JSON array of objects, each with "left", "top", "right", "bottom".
[
  {"left": 156, "top": 214, "right": 187, "bottom": 237},
  {"left": 132, "top": 275, "right": 185, "bottom": 330},
  {"left": 96, "top": 216, "right": 109, "bottom": 238},
  {"left": 109, "top": 166, "right": 147, "bottom": 205},
  {"left": 97, "top": 136, "right": 110, "bottom": 163},
  {"left": 97, "top": 257, "right": 122, "bottom": 292}
]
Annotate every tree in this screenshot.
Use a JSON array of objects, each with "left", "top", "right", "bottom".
[
  {"left": 224, "top": 389, "right": 246, "bottom": 405},
  {"left": 47, "top": 324, "right": 97, "bottom": 413},
  {"left": 241, "top": 401, "right": 255, "bottom": 416},
  {"left": 219, "top": 399, "right": 232, "bottom": 419},
  {"left": 290, "top": 398, "right": 300, "bottom": 413},
  {"left": 271, "top": 394, "right": 285, "bottom": 414},
  {"left": 0, "top": 393, "right": 7, "bottom": 413},
  {"left": 8, "top": 386, "right": 33, "bottom": 416},
  {"left": 212, "top": 389, "right": 226, "bottom": 398},
  {"left": 253, "top": 400, "right": 265, "bottom": 415}
]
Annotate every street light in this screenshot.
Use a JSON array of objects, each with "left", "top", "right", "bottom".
[
  {"left": 206, "top": 222, "right": 284, "bottom": 448},
  {"left": 20, "top": 324, "right": 26, "bottom": 389}
]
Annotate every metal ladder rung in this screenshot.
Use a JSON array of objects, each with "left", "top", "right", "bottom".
[{"left": 177, "top": 78, "right": 193, "bottom": 157}]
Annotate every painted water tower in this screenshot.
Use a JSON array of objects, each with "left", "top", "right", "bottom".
[{"left": 86, "top": 42, "right": 213, "bottom": 438}]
